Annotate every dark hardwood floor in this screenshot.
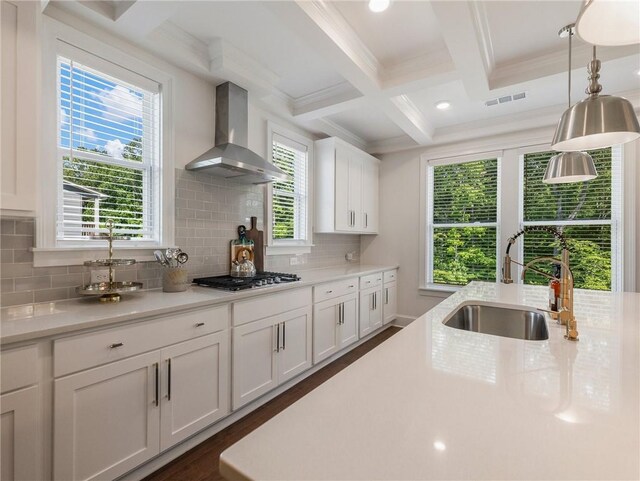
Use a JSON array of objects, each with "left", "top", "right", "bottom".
[{"left": 143, "top": 326, "right": 402, "bottom": 481}]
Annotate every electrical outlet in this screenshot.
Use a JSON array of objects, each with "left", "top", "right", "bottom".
[
  {"left": 289, "top": 257, "right": 299, "bottom": 266},
  {"left": 91, "top": 269, "right": 110, "bottom": 284}
]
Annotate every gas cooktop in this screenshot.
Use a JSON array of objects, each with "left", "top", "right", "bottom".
[{"left": 192, "top": 272, "right": 301, "bottom": 291}]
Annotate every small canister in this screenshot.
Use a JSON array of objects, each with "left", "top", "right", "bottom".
[{"left": 162, "top": 267, "right": 189, "bottom": 292}]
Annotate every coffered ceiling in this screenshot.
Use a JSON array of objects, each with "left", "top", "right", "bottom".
[{"left": 46, "top": 0, "right": 640, "bottom": 154}]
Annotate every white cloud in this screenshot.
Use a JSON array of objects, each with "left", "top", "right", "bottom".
[
  {"left": 98, "top": 85, "right": 143, "bottom": 123},
  {"left": 77, "top": 127, "right": 97, "bottom": 143},
  {"left": 104, "top": 139, "right": 125, "bottom": 159},
  {"left": 60, "top": 108, "right": 70, "bottom": 127}
]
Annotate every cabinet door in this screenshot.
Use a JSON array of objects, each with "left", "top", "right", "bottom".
[
  {"left": 361, "top": 158, "right": 379, "bottom": 233},
  {"left": 338, "top": 296, "right": 359, "bottom": 350},
  {"left": 1, "top": 1, "right": 37, "bottom": 214},
  {"left": 360, "top": 288, "right": 383, "bottom": 337},
  {"left": 1, "top": 386, "right": 39, "bottom": 481},
  {"left": 232, "top": 317, "right": 278, "bottom": 410},
  {"left": 313, "top": 300, "right": 339, "bottom": 364},
  {"left": 278, "top": 307, "right": 313, "bottom": 384},
  {"left": 383, "top": 283, "right": 398, "bottom": 325},
  {"left": 160, "top": 332, "right": 230, "bottom": 451},
  {"left": 54, "top": 352, "right": 161, "bottom": 481},
  {"left": 348, "top": 155, "right": 363, "bottom": 230},
  {"left": 334, "top": 145, "right": 351, "bottom": 231}
]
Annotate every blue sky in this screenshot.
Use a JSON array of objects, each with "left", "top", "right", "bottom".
[{"left": 59, "top": 59, "right": 145, "bottom": 159}]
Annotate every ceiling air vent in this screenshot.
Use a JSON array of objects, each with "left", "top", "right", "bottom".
[{"left": 485, "top": 91, "right": 527, "bottom": 107}]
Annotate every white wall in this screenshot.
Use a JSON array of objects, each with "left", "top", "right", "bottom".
[{"left": 361, "top": 132, "right": 640, "bottom": 319}]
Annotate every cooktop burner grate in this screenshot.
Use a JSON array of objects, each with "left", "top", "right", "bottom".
[{"left": 192, "top": 272, "right": 301, "bottom": 291}]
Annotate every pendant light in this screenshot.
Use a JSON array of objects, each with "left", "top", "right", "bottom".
[
  {"left": 551, "top": 43, "right": 640, "bottom": 151},
  {"left": 544, "top": 24, "right": 597, "bottom": 184},
  {"left": 576, "top": 0, "right": 640, "bottom": 46}
]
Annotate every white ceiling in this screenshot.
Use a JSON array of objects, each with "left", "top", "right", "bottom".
[{"left": 48, "top": 0, "right": 640, "bottom": 154}]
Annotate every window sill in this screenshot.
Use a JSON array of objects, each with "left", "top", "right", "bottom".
[
  {"left": 266, "top": 244, "right": 314, "bottom": 256},
  {"left": 418, "top": 284, "right": 460, "bottom": 298},
  {"left": 32, "top": 245, "right": 173, "bottom": 267}
]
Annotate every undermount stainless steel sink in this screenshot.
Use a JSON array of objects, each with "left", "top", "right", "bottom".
[{"left": 443, "top": 304, "right": 549, "bottom": 341}]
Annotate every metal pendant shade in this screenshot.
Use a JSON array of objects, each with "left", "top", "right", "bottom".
[
  {"left": 551, "top": 45, "right": 640, "bottom": 152},
  {"left": 552, "top": 94, "right": 640, "bottom": 151},
  {"left": 576, "top": 0, "right": 640, "bottom": 46},
  {"left": 544, "top": 24, "right": 599, "bottom": 184},
  {"left": 543, "top": 151, "right": 598, "bottom": 184}
]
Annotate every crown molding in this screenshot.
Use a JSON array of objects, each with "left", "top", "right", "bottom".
[
  {"left": 292, "top": 82, "right": 363, "bottom": 119},
  {"left": 490, "top": 43, "right": 640, "bottom": 90},
  {"left": 296, "top": 1, "right": 381, "bottom": 90},
  {"left": 151, "top": 21, "right": 210, "bottom": 74},
  {"left": 208, "top": 38, "right": 280, "bottom": 95},
  {"left": 380, "top": 52, "right": 457, "bottom": 92},
  {"left": 469, "top": 0, "right": 495, "bottom": 75},
  {"left": 311, "top": 118, "right": 368, "bottom": 151},
  {"left": 384, "top": 95, "right": 434, "bottom": 144},
  {"left": 367, "top": 135, "right": 417, "bottom": 155}
]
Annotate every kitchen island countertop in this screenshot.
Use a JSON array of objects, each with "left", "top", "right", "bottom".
[
  {"left": 220, "top": 281, "right": 640, "bottom": 480},
  {"left": 0, "top": 264, "right": 397, "bottom": 344}
]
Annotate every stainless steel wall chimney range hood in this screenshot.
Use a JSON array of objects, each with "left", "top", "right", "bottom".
[{"left": 185, "top": 82, "right": 289, "bottom": 184}]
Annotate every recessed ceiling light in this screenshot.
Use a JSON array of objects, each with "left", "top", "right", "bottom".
[
  {"left": 368, "top": 0, "right": 390, "bottom": 13},
  {"left": 433, "top": 441, "right": 447, "bottom": 451},
  {"left": 636, "top": 68, "right": 640, "bottom": 76},
  {"left": 435, "top": 101, "right": 451, "bottom": 110}
]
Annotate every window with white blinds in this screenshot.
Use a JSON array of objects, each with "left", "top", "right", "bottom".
[
  {"left": 57, "top": 55, "right": 160, "bottom": 241},
  {"left": 271, "top": 133, "right": 309, "bottom": 243},
  {"left": 520, "top": 147, "right": 622, "bottom": 291},
  {"left": 427, "top": 158, "right": 500, "bottom": 286}
]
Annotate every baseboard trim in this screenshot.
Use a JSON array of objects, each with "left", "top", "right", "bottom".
[{"left": 117, "top": 324, "right": 397, "bottom": 481}]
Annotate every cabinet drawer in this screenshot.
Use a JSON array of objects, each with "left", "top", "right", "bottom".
[
  {"left": 1, "top": 344, "right": 38, "bottom": 393},
  {"left": 360, "top": 272, "right": 383, "bottom": 289},
  {"left": 54, "top": 304, "right": 229, "bottom": 377},
  {"left": 233, "top": 287, "right": 312, "bottom": 327},
  {"left": 313, "top": 277, "right": 358, "bottom": 303},
  {"left": 384, "top": 269, "right": 397, "bottom": 284}
]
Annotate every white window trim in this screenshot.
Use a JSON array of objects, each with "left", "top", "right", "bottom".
[
  {"left": 421, "top": 151, "right": 502, "bottom": 292},
  {"left": 265, "top": 121, "right": 314, "bottom": 256},
  {"left": 419, "top": 140, "right": 634, "bottom": 294},
  {"left": 34, "top": 17, "right": 175, "bottom": 267}
]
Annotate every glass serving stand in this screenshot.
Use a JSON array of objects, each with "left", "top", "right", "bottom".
[{"left": 77, "top": 220, "right": 143, "bottom": 303}]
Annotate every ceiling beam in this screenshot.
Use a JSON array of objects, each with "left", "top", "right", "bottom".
[
  {"left": 430, "top": 1, "right": 492, "bottom": 100},
  {"left": 112, "top": 1, "right": 180, "bottom": 37}
]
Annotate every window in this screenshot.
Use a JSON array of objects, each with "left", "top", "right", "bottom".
[
  {"left": 520, "top": 147, "right": 622, "bottom": 291},
  {"left": 267, "top": 124, "right": 313, "bottom": 253},
  {"left": 57, "top": 56, "right": 160, "bottom": 241},
  {"left": 426, "top": 157, "right": 500, "bottom": 286},
  {"left": 421, "top": 144, "right": 625, "bottom": 293}
]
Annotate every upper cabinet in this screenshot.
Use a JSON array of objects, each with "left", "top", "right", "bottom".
[
  {"left": 1, "top": 1, "right": 38, "bottom": 215},
  {"left": 314, "top": 137, "right": 379, "bottom": 234}
]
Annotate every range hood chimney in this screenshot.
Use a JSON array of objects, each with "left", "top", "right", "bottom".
[{"left": 185, "top": 82, "right": 289, "bottom": 184}]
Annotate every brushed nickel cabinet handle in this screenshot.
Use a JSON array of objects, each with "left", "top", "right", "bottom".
[
  {"left": 109, "top": 342, "right": 124, "bottom": 349},
  {"left": 282, "top": 322, "right": 286, "bottom": 350},
  {"left": 195, "top": 322, "right": 205, "bottom": 327},
  {"left": 154, "top": 362, "right": 159, "bottom": 407},
  {"left": 167, "top": 358, "right": 172, "bottom": 401},
  {"left": 274, "top": 324, "right": 280, "bottom": 353}
]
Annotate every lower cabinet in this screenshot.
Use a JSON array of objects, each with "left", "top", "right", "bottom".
[
  {"left": 1, "top": 386, "right": 39, "bottom": 481},
  {"left": 232, "top": 306, "right": 312, "bottom": 410},
  {"left": 313, "top": 293, "right": 358, "bottom": 364},
  {"left": 383, "top": 281, "right": 398, "bottom": 325},
  {"left": 359, "top": 285, "right": 383, "bottom": 338},
  {"left": 54, "top": 332, "right": 229, "bottom": 481}
]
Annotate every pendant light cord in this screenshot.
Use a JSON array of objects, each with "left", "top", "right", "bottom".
[{"left": 568, "top": 27, "right": 572, "bottom": 109}]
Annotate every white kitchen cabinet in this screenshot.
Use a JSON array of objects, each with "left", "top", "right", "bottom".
[
  {"left": 1, "top": 344, "right": 40, "bottom": 481},
  {"left": 160, "top": 332, "right": 230, "bottom": 450},
  {"left": 1, "top": 0, "right": 38, "bottom": 215},
  {"left": 383, "top": 269, "right": 398, "bottom": 325},
  {"left": 359, "top": 285, "right": 383, "bottom": 338},
  {"left": 315, "top": 137, "right": 380, "bottom": 234},
  {"left": 232, "top": 305, "right": 312, "bottom": 409},
  {"left": 313, "top": 293, "right": 359, "bottom": 364},
  {"left": 54, "top": 351, "right": 161, "bottom": 481},
  {"left": 1, "top": 386, "right": 39, "bottom": 481}
]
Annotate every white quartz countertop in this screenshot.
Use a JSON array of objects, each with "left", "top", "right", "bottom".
[
  {"left": 0, "top": 264, "right": 397, "bottom": 345},
  {"left": 220, "top": 282, "right": 640, "bottom": 481}
]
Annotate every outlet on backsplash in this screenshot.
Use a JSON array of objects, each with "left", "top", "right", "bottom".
[
  {"left": 345, "top": 251, "right": 358, "bottom": 262},
  {"left": 91, "top": 269, "right": 110, "bottom": 284},
  {"left": 289, "top": 255, "right": 307, "bottom": 266}
]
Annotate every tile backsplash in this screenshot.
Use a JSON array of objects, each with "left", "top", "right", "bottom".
[{"left": 0, "top": 169, "right": 360, "bottom": 307}]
